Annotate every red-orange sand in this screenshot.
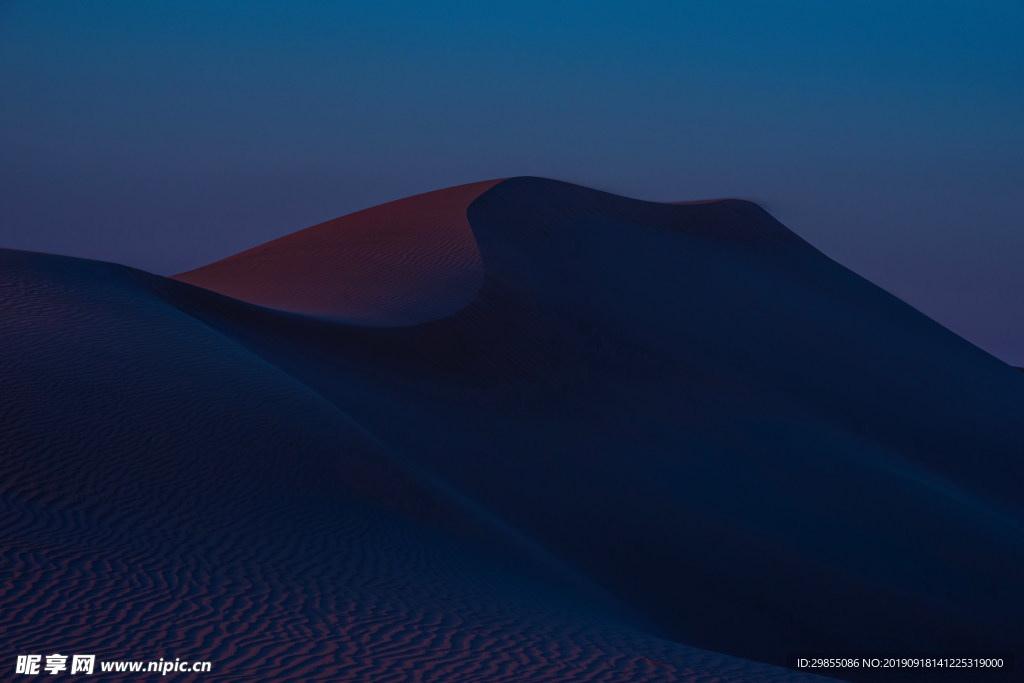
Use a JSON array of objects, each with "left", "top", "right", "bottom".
[{"left": 174, "top": 179, "right": 502, "bottom": 324}]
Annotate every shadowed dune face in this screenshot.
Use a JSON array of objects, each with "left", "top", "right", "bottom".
[
  {"left": 173, "top": 178, "right": 502, "bottom": 325},
  {"left": 0, "top": 248, "right": 830, "bottom": 682},
  {"left": 3, "top": 177, "right": 1024, "bottom": 681}
]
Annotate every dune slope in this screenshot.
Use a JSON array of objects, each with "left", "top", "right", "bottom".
[
  {"left": 3, "top": 177, "right": 1023, "bottom": 681},
  {"left": 172, "top": 179, "right": 502, "bottom": 325}
]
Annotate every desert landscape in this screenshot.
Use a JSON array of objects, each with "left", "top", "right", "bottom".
[{"left": 2, "top": 178, "right": 1022, "bottom": 680}]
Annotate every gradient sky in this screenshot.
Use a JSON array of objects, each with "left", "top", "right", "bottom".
[{"left": 2, "top": 1, "right": 1022, "bottom": 363}]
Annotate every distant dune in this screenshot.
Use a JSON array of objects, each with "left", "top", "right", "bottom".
[
  {"left": 3, "top": 177, "right": 1023, "bottom": 681},
  {"left": 173, "top": 179, "right": 502, "bottom": 325}
]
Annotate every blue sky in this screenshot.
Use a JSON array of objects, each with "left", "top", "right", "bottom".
[{"left": 2, "top": 1, "right": 1022, "bottom": 362}]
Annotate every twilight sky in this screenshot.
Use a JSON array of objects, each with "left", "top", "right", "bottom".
[{"left": 2, "top": 1, "right": 1022, "bottom": 363}]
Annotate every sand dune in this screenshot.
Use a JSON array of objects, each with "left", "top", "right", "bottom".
[
  {"left": 3, "top": 177, "right": 1023, "bottom": 681},
  {"left": 173, "top": 179, "right": 502, "bottom": 325}
]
